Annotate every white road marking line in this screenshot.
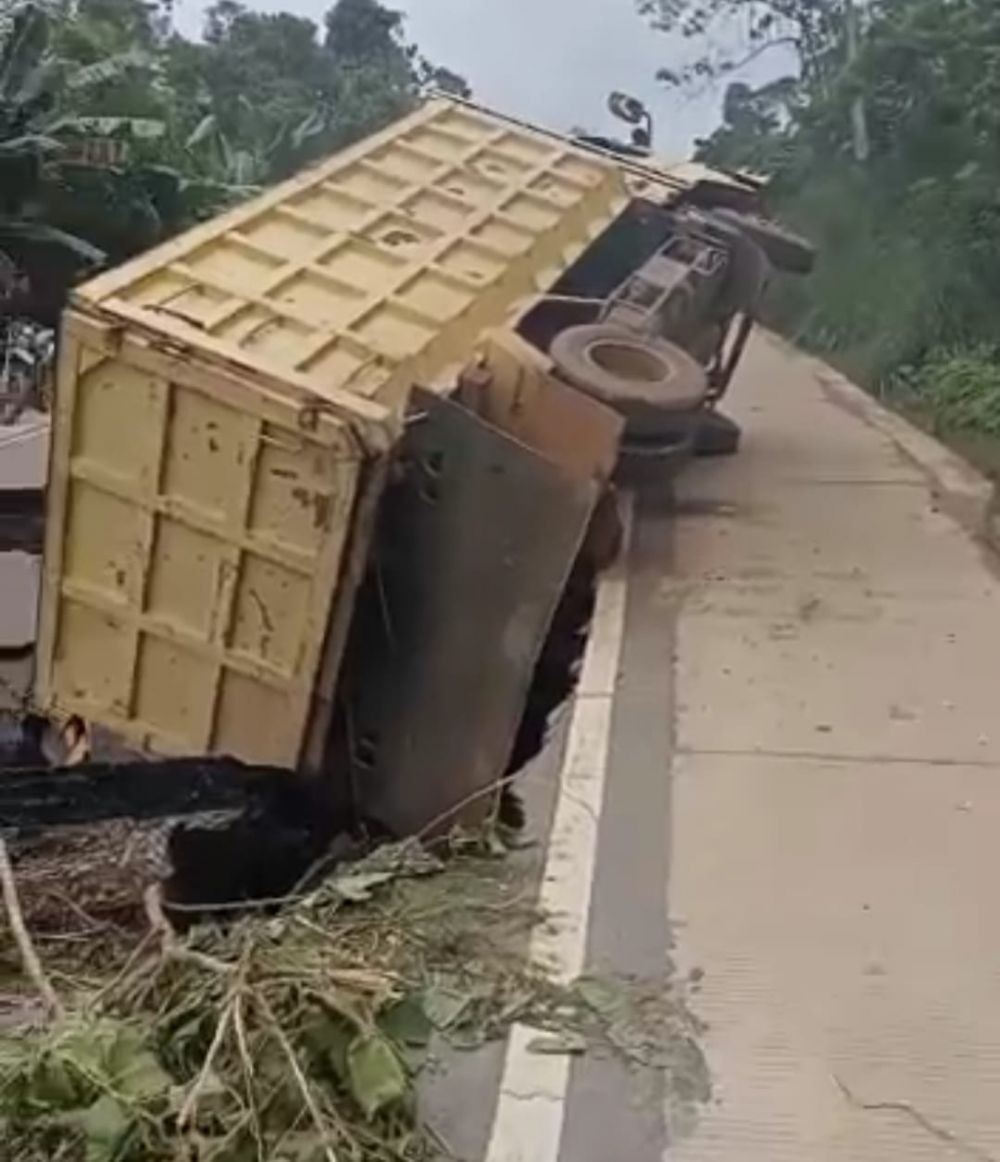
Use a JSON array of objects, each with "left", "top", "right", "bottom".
[{"left": 484, "top": 492, "right": 634, "bottom": 1162}]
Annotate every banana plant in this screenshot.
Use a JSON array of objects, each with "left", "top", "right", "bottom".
[
  {"left": 0, "top": 4, "right": 198, "bottom": 319},
  {"left": 183, "top": 99, "right": 334, "bottom": 186}
]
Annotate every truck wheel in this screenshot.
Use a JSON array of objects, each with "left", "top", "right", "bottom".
[
  {"left": 549, "top": 323, "right": 708, "bottom": 438},
  {"left": 616, "top": 430, "right": 695, "bottom": 486},
  {"left": 710, "top": 209, "right": 816, "bottom": 276},
  {"left": 695, "top": 410, "right": 741, "bottom": 456}
]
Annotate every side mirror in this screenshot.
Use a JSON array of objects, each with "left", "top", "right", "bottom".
[{"left": 608, "top": 91, "right": 647, "bottom": 126}]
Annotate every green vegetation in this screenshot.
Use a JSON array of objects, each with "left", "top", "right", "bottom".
[
  {"left": 893, "top": 348, "right": 1000, "bottom": 437},
  {"left": 642, "top": 0, "right": 1000, "bottom": 445},
  {"left": 0, "top": 0, "right": 466, "bottom": 322},
  {"left": 1, "top": 839, "right": 705, "bottom": 1161}
]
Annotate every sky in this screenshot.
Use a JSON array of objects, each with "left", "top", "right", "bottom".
[
  {"left": 173, "top": 0, "right": 794, "bottom": 157},
  {"left": 397, "top": 0, "right": 724, "bottom": 156}
]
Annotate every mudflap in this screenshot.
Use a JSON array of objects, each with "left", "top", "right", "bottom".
[{"left": 326, "top": 387, "right": 603, "bottom": 837}]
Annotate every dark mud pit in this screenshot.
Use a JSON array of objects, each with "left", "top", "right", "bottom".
[{"left": 0, "top": 757, "right": 354, "bottom": 932}]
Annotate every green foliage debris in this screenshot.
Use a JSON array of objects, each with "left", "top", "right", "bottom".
[{"left": 0, "top": 839, "right": 708, "bottom": 1160}]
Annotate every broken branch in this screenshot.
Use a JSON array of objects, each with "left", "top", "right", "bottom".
[
  {"left": 143, "top": 883, "right": 236, "bottom": 975},
  {"left": 0, "top": 837, "right": 64, "bottom": 1019},
  {"left": 258, "top": 994, "right": 340, "bottom": 1162},
  {"left": 178, "top": 999, "right": 235, "bottom": 1130}
]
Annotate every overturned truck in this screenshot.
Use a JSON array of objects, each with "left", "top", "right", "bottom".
[{"left": 12, "top": 98, "right": 811, "bottom": 909}]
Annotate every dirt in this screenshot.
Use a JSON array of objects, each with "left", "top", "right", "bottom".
[{"left": 5, "top": 819, "right": 165, "bottom": 935}]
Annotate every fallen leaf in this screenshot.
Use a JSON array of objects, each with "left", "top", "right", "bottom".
[
  {"left": 347, "top": 1033, "right": 407, "bottom": 1119},
  {"left": 421, "top": 985, "right": 474, "bottom": 1031},
  {"left": 76, "top": 1094, "right": 132, "bottom": 1162},
  {"left": 573, "top": 976, "right": 627, "bottom": 1019},
  {"left": 380, "top": 996, "right": 432, "bottom": 1048},
  {"left": 331, "top": 871, "right": 395, "bottom": 902}
]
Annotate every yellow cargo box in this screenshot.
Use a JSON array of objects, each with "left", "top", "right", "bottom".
[{"left": 36, "top": 97, "right": 637, "bottom": 766}]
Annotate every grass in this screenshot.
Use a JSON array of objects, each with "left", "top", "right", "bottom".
[{"left": 762, "top": 168, "right": 1000, "bottom": 473}]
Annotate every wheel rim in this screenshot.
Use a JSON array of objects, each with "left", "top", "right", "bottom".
[{"left": 584, "top": 338, "right": 674, "bottom": 384}]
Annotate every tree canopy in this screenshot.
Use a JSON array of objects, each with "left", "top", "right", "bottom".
[
  {"left": 641, "top": 0, "right": 1000, "bottom": 436},
  {"left": 0, "top": 0, "right": 468, "bottom": 320}
]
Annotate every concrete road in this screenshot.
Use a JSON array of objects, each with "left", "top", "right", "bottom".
[
  {"left": 670, "top": 335, "right": 1000, "bottom": 1161},
  {"left": 441, "top": 332, "right": 1000, "bottom": 1161}
]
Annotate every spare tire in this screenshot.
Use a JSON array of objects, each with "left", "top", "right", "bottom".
[
  {"left": 617, "top": 430, "right": 694, "bottom": 487},
  {"left": 694, "top": 410, "right": 741, "bottom": 456},
  {"left": 709, "top": 208, "right": 816, "bottom": 275},
  {"left": 549, "top": 323, "right": 708, "bottom": 438}
]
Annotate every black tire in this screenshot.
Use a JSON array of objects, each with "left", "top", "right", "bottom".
[
  {"left": 615, "top": 430, "right": 695, "bottom": 487},
  {"left": 549, "top": 323, "right": 708, "bottom": 438},
  {"left": 695, "top": 410, "right": 741, "bottom": 456},
  {"left": 710, "top": 208, "right": 816, "bottom": 276}
]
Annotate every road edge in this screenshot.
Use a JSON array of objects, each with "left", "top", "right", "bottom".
[
  {"left": 761, "top": 330, "right": 995, "bottom": 541},
  {"left": 483, "top": 493, "right": 635, "bottom": 1162}
]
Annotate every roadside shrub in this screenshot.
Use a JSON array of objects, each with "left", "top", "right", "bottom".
[{"left": 890, "top": 347, "right": 1000, "bottom": 435}]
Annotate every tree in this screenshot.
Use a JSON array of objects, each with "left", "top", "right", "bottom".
[
  {"left": 0, "top": 0, "right": 470, "bottom": 327},
  {"left": 324, "top": 0, "right": 405, "bottom": 62},
  {"left": 170, "top": 0, "right": 468, "bottom": 184},
  {"left": 638, "top": 0, "right": 843, "bottom": 91},
  {"left": 694, "top": 77, "right": 798, "bottom": 171},
  {"left": 689, "top": 0, "right": 1000, "bottom": 394},
  {"left": 168, "top": 4, "right": 338, "bottom": 183},
  {"left": 1, "top": 5, "right": 107, "bottom": 322}
]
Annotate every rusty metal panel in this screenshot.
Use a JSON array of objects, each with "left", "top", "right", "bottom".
[
  {"left": 73, "top": 100, "right": 632, "bottom": 416},
  {"left": 35, "top": 312, "right": 368, "bottom": 765},
  {"left": 460, "top": 329, "right": 624, "bottom": 482},
  {"left": 329, "top": 388, "right": 603, "bottom": 836}
]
